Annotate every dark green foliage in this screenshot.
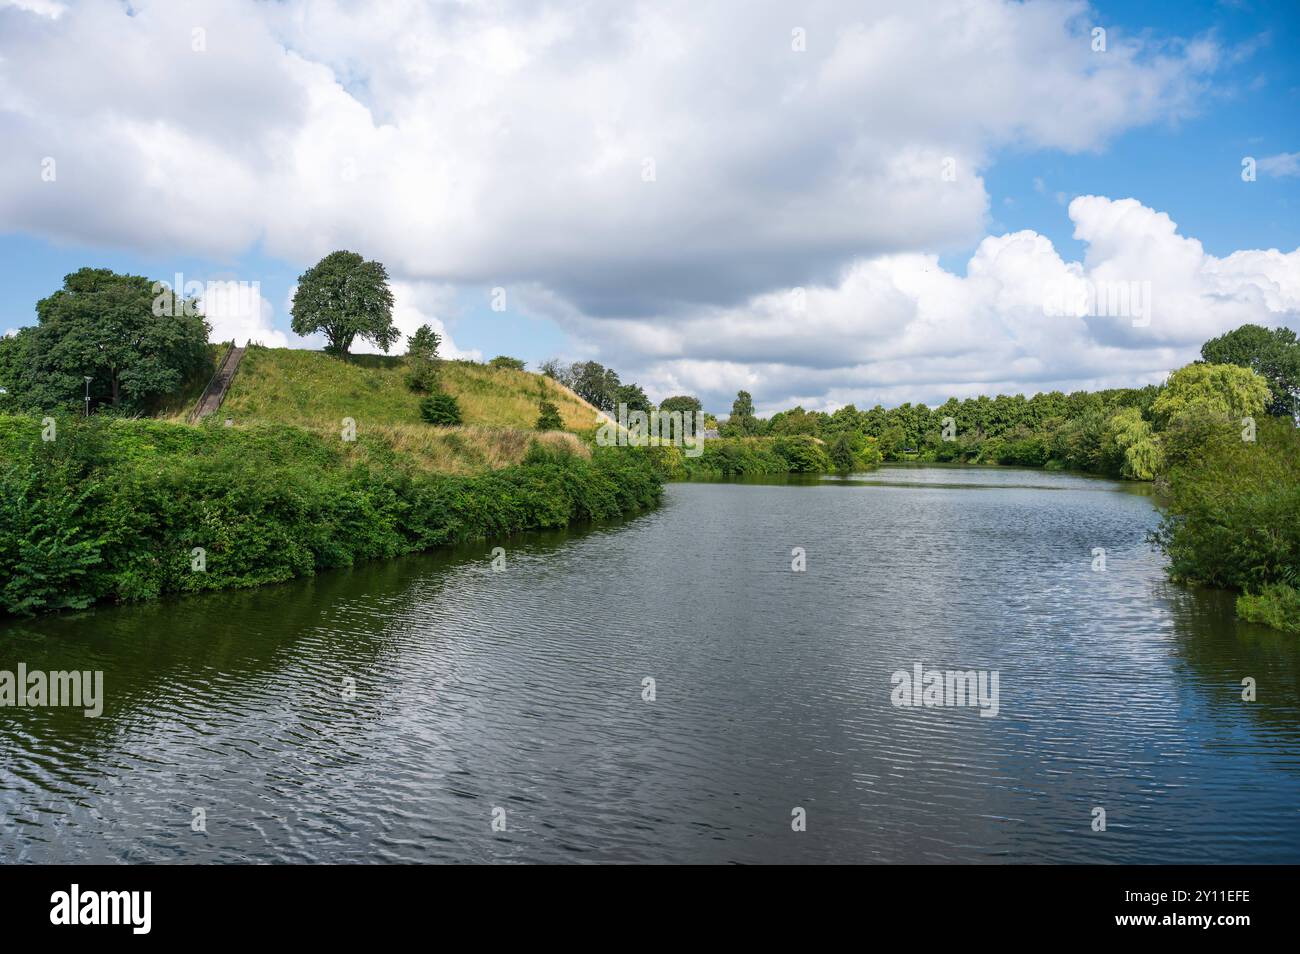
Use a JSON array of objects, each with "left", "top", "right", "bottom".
[
  {"left": 653, "top": 436, "right": 824, "bottom": 479},
  {"left": 489, "top": 355, "right": 527, "bottom": 371},
  {"left": 1236, "top": 584, "right": 1300, "bottom": 633},
  {"left": 0, "top": 328, "right": 36, "bottom": 413},
  {"left": 535, "top": 400, "right": 564, "bottom": 431},
  {"left": 407, "top": 324, "right": 441, "bottom": 361},
  {"left": 11, "top": 268, "right": 210, "bottom": 413},
  {"left": 827, "top": 431, "right": 882, "bottom": 471},
  {"left": 829, "top": 431, "right": 858, "bottom": 471},
  {"left": 404, "top": 361, "right": 439, "bottom": 394},
  {"left": 290, "top": 251, "right": 397, "bottom": 357},
  {"left": 773, "top": 435, "right": 832, "bottom": 472},
  {"left": 1201, "top": 323, "right": 1300, "bottom": 417},
  {"left": 404, "top": 324, "right": 442, "bottom": 392},
  {"left": 717, "top": 386, "right": 1172, "bottom": 477},
  {"left": 419, "top": 392, "right": 462, "bottom": 426},
  {"left": 722, "top": 390, "right": 760, "bottom": 436},
  {"left": 769, "top": 406, "right": 825, "bottom": 436},
  {"left": 658, "top": 395, "right": 702, "bottom": 416},
  {"left": 568, "top": 360, "right": 622, "bottom": 411},
  {"left": 614, "top": 382, "right": 653, "bottom": 413},
  {"left": 1153, "top": 416, "right": 1300, "bottom": 595},
  {"left": 537, "top": 359, "right": 648, "bottom": 415},
  {"left": 0, "top": 414, "right": 661, "bottom": 617},
  {"left": 538, "top": 358, "right": 571, "bottom": 385}
]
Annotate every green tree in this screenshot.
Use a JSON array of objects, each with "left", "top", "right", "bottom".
[
  {"left": 614, "top": 382, "right": 653, "bottom": 413},
  {"left": 404, "top": 323, "right": 441, "bottom": 392},
  {"left": 658, "top": 395, "right": 703, "bottom": 416},
  {"left": 725, "top": 390, "right": 760, "bottom": 436},
  {"left": 27, "top": 267, "right": 209, "bottom": 412},
  {"left": 538, "top": 359, "right": 574, "bottom": 388},
  {"left": 772, "top": 435, "right": 831, "bottom": 472},
  {"left": 419, "top": 391, "right": 462, "bottom": 426},
  {"left": 828, "top": 431, "right": 858, "bottom": 470},
  {"left": 1152, "top": 362, "right": 1272, "bottom": 426},
  {"left": 489, "top": 355, "right": 527, "bottom": 371},
  {"left": 0, "top": 329, "right": 36, "bottom": 412},
  {"left": 1201, "top": 324, "right": 1300, "bottom": 417},
  {"left": 570, "top": 361, "right": 621, "bottom": 411},
  {"left": 878, "top": 424, "right": 906, "bottom": 459},
  {"left": 291, "top": 251, "right": 397, "bottom": 357},
  {"left": 1103, "top": 407, "right": 1164, "bottom": 480},
  {"left": 535, "top": 400, "right": 564, "bottom": 431}
]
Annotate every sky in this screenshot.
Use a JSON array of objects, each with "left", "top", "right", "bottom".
[{"left": 1, "top": 0, "right": 1297, "bottom": 415}]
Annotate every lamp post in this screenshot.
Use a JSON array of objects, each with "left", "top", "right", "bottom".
[{"left": 84, "top": 376, "right": 92, "bottom": 417}]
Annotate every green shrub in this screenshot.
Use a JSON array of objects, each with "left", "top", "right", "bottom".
[
  {"left": 0, "top": 413, "right": 662, "bottom": 617},
  {"left": 535, "top": 400, "right": 564, "bottom": 431},
  {"left": 405, "top": 357, "right": 439, "bottom": 393},
  {"left": 827, "top": 431, "right": 882, "bottom": 471},
  {"left": 1237, "top": 583, "right": 1300, "bottom": 633},
  {"left": 419, "top": 392, "right": 462, "bottom": 426},
  {"left": 1153, "top": 417, "right": 1300, "bottom": 596},
  {"left": 773, "top": 435, "right": 831, "bottom": 472},
  {"left": 404, "top": 324, "right": 442, "bottom": 392}
]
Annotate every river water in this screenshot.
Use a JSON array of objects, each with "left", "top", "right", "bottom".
[{"left": 2, "top": 466, "right": 1298, "bottom": 863}]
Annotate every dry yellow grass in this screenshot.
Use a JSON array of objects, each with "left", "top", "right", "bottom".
[{"left": 346, "top": 423, "right": 588, "bottom": 475}]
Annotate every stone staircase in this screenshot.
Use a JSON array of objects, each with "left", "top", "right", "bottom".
[{"left": 189, "top": 344, "right": 246, "bottom": 423}]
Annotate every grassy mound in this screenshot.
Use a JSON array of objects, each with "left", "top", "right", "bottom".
[{"left": 200, "top": 346, "right": 599, "bottom": 433}]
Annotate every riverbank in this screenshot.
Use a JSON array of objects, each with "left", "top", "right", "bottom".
[{"left": 0, "top": 413, "right": 661, "bottom": 617}]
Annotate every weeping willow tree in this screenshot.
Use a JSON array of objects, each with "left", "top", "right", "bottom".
[{"left": 1104, "top": 407, "right": 1164, "bottom": 481}]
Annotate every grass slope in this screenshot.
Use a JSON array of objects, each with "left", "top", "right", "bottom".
[{"left": 213, "top": 346, "right": 599, "bottom": 432}]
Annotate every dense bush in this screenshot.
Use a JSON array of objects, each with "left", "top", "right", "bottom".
[
  {"left": 0, "top": 414, "right": 661, "bottom": 617},
  {"left": 535, "top": 400, "right": 564, "bottom": 431},
  {"left": 1153, "top": 416, "right": 1300, "bottom": 596},
  {"left": 404, "top": 324, "right": 442, "bottom": 392},
  {"left": 419, "top": 392, "right": 462, "bottom": 426},
  {"left": 1237, "top": 584, "right": 1300, "bottom": 634},
  {"left": 772, "top": 435, "right": 832, "bottom": 472}
]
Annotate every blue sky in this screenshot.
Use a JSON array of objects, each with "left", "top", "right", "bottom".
[
  {"left": 1, "top": 0, "right": 1298, "bottom": 412},
  {"left": 980, "top": 0, "right": 1299, "bottom": 261}
]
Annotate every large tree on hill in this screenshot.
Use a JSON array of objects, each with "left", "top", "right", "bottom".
[
  {"left": 1200, "top": 324, "right": 1300, "bottom": 417},
  {"left": 26, "top": 267, "right": 209, "bottom": 412},
  {"left": 569, "top": 360, "right": 621, "bottom": 411},
  {"left": 291, "top": 251, "right": 397, "bottom": 357}
]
